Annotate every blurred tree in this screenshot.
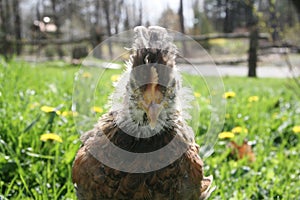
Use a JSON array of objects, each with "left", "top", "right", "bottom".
[
  {"left": 246, "top": 0, "right": 258, "bottom": 77},
  {"left": 137, "top": 1, "right": 142, "bottom": 26},
  {"left": 91, "top": 0, "right": 103, "bottom": 58},
  {"left": 158, "top": 7, "right": 180, "bottom": 31},
  {"left": 0, "top": 0, "right": 14, "bottom": 59},
  {"left": 203, "top": 0, "right": 273, "bottom": 33},
  {"left": 224, "top": 0, "right": 235, "bottom": 32},
  {"left": 223, "top": 0, "right": 231, "bottom": 33},
  {"left": 191, "top": 0, "right": 213, "bottom": 50},
  {"left": 178, "top": 0, "right": 187, "bottom": 56},
  {"left": 267, "top": 0, "right": 279, "bottom": 42},
  {"left": 194, "top": 0, "right": 215, "bottom": 34},
  {"left": 112, "top": 0, "right": 124, "bottom": 33},
  {"left": 50, "top": 0, "right": 65, "bottom": 58},
  {"left": 13, "top": 0, "right": 21, "bottom": 55},
  {"left": 100, "top": 0, "right": 125, "bottom": 59},
  {"left": 103, "top": 0, "right": 112, "bottom": 55},
  {"left": 192, "top": 0, "right": 201, "bottom": 35},
  {"left": 94, "top": 0, "right": 102, "bottom": 27},
  {"left": 292, "top": 0, "right": 300, "bottom": 13},
  {"left": 122, "top": 0, "right": 144, "bottom": 29},
  {"left": 124, "top": 6, "right": 130, "bottom": 30},
  {"left": 178, "top": 0, "right": 185, "bottom": 34},
  {"left": 0, "top": 0, "right": 6, "bottom": 57}
]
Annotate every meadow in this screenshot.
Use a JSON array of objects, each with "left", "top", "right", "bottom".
[{"left": 0, "top": 59, "right": 299, "bottom": 199}]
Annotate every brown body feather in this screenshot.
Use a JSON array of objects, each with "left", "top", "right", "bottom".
[{"left": 73, "top": 112, "right": 204, "bottom": 200}]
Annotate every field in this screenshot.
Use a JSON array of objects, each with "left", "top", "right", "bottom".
[{"left": 0, "top": 59, "right": 300, "bottom": 199}]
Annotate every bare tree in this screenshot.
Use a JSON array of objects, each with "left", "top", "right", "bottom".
[
  {"left": 178, "top": 0, "right": 187, "bottom": 55},
  {"left": 124, "top": 6, "right": 130, "bottom": 30},
  {"left": 0, "top": 0, "right": 14, "bottom": 59},
  {"left": 103, "top": 0, "right": 113, "bottom": 59},
  {"left": 0, "top": 0, "right": 5, "bottom": 34},
  {"left": 12, "top": 0, "right": 21, "bottom": 55},
  {"left": 292, "top": 0, "right": 300, "bottom": 13},
  {"left": 112, "top": 0, "right": 124, "bottom": 33},
  {"left": 268, "top": 0, "right": 280, "bottom": 42},
  {"left": 158, "top": 7, "right": 180, "bottom": 31},
  {"left": 137, "top": 1, "right": 143, "bottom": 26},
  {"left": 178, "top": 0, "right": 185, "bottom": 34},
  {"left": 246, "top": 0, "right": 258, "bottom": 77}
]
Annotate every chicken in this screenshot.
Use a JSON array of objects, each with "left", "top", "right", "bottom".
[{"left": 72, "top": 26, "right": 214, "bottom": 200}]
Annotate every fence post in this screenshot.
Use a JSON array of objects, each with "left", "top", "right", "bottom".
[{"left": 248, "top": 25, "right": 258, "bottom": 77}]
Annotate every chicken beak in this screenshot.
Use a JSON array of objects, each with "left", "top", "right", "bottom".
[
  {"left": 147, "top": 102, "right": 163, "bottom": 130},
  {"left": 138, "top": 82, "right": 165, "bottom": 130}
]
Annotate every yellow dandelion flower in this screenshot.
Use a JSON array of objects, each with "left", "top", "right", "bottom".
[
  {"left": 40, "top": 133, "right": 63, "bottom": 143},
  {"left": 223, "top": 91, "right": 236, "bottom": 99},
  {"left": 292, "top": 126, "right": 300, "bottom": 133},
  {"left": 232, "top": 126, "right": 248, "bottom": 134},
  {"left": 218, "top": 131, "right": 234, "bottom": 139},
  {"left": 111, "top": 74, "right": 120, "bottom": 82},
  {"left": 61, "top": 111, "right": 79, "bottom": 117},
  {"left": 61, "top": 111, "right": 68, "bottom": 117},
  {"left": 41, "top": 106, "right": 61, "bottom": 115},
  {"left": 248, "top": 96, "right": 259, "bottom": 102},
  {"left": 82, "top": 72, "right": 92, "bottom": 78},
  {"left": 41, "top": 106, "right": 55, "bottom": 113},
  {"left": 194, "top": 92, "right": 201, "bottom": 98},
  {"left": 92, "top": 106, "right": 103, "bottom": 113}
]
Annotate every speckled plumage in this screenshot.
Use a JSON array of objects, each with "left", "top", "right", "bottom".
[{"left": 72, "top": 26, "right": 214, "bottom": 200}]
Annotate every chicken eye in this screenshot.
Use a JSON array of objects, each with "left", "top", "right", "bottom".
[
  {"left": 166, "top": 87, "right": 173, "bottom": 95},
  {"left": 158, "top": 85, "right": 167, "bottom": 93},
  {"left": 169, "top": 93, "right": 176, "bottom": 100},
  {"left": 165, "top": 87, "right": 176, "bottom": 100}
]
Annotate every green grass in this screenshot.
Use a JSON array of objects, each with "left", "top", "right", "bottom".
[{"left": 0, "top": 58, "right": 299, "bottom": 199}]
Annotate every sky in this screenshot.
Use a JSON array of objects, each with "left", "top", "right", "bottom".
[{"left": 141, "top": 0, "right": 197, "bottom": 27}]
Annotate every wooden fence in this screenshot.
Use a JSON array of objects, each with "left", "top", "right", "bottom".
[{"left": 5, "top": 32, "right": 300, "bottom": 75}]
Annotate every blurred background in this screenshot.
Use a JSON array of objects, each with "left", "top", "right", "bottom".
[
  {"left": 1, "top": 1, "right": 300, "bottom": 199},
  {"left": 0, "top": 0, "right": 299, "bottom": 77}
]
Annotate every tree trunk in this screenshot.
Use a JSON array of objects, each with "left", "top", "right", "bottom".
[
  {"left": 287, "top": 0, "right": 295, "bottom": 27},
  {"left": 192, "top": 0, "right": 201, "bottom": 35},
  {"left": 0, "top": 0, "right": 13, "bottom": 59},
  {"left": 224, "top": 0, "right": 231, "bottom": 33},
  {"left": 95, "top": 0, "right": 100, "bottom": 25},
  {"left": 0, "top": 0, "right": 5, "bottom": 56},
  {"left": 51, "top": 0, "right": 64, "bottom": 58},
  {"left": 268, "top": 0, "right": 279, "bottom": 42},
  {"left": 248, "top": 25, "right": 258, "bottom": 77},
  {"left": 13, "top": 0, "right": 22, "bottom": 55},
  {"left": 124, "top": 7, "right": 130, "bottom": 30},
  {"left": 178, "top": 0, "right": 185, "bottom": 34},
  {"left": 137, "top": 1, "right": 142, "bottom": 26},
  {"left": 91, "top": 0, "right": 103, "bottom": 58},
  {"left": 292, "top": 0, "right": 300, "bottom": 13},
  {"left": 246, "top": 0, "right": 258, "bottom": 78},
  {"left": 103, "top": 0, "right": 113, "bottom": 59},
  {"left": 0, "top": 0, "right": 5, "bottom": 31},
  {"left": 178, "top": 0, "right": 187, "bottom": 56}
]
